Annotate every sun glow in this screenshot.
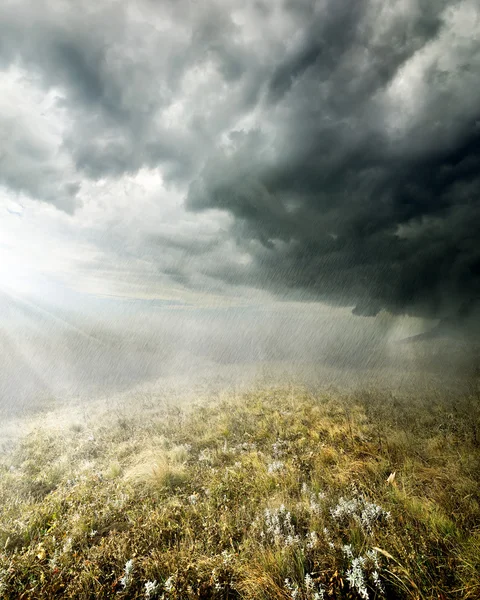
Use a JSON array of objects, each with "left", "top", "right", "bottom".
[{"left": 0, "top": 249, "right": 34, "bottom": 295}]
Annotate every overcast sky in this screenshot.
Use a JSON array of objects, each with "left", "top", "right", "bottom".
[{"left": 1, "top": 0, "right": 479, "bottom": 318}]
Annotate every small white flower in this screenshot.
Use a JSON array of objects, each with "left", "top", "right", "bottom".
[
  {"left": 268, "top": 460, "right": 285, "bottom": 474},
  {"left": 304, "top": 574, "right": 326, "bottom": 600},
  {"left": 164, "top": 575, "right": 175, "bottom": 592},
  {"left": 272, "top": 439, "right": 288, "bottom": 458},
  {"left": 144, "top": 580, "right": 159, "bottom": 599},
  {"left": 306, "top": 531, "right": 319, "bottom": 549},
  {"left": 120, "top": 559, "right": 134, "bottom": 589},
  {"left": 308, "top": 491, "right": 325, "bottom": 515},
  {"left": 346, "top": 557, "right": 369, "bottom": 599},
  {"left": 366, "top": 548, "right": 380, "bottom": 570},
  {"left": 284, "top": 578, "right": 300, "bottom": 599},
  {"left": 198, "top": 449, "right": 212, "bottom": 463},
  {"left": 304, "top": 573, "right": 314, "bottom": 590},
  {"left": 372, "top": 570, "right": 385, "bottom": 593}
]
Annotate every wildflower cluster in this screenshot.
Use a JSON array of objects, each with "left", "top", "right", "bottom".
[
  {"left": 301, "top": 483, "right": 326, "bottom": 515},
  {"left": 285, "top": 574, "right": 325, "bottom": 600},
  {"left": 267, "top": 460, "right": 285, "bottom": 473},
  {"left": 342, "top": 547, "right": 385, "bottom": 599},
  {"left": 198, "top": 449, "right": 213, "bottom": 464},
  {"left": 272, "top": 439, "right": 288, "bottom": 458},
  {"left": 330, "top": 494, "right": 390, "bottom": 534},
  {"left": 261, "top": 505, "right": 300, "bottom": 546},
  {"left": 224, "top": 441, "right": 257, "bottom": 455}
]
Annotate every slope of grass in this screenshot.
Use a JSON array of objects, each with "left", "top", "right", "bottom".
[{"left": 0, "top": 385, "right": 479, "bottom": 599}]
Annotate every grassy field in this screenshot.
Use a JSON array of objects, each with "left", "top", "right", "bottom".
[{"left": 0, "top": 383, "right": 479, "bottom": 599}]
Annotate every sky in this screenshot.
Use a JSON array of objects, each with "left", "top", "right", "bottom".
[{"left": 0, "top": 0, "right": 479, "bottom": 319}]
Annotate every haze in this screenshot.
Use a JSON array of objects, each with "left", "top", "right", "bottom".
[{"left": 1, "top": 0, "right": 479, "bottom": 415}]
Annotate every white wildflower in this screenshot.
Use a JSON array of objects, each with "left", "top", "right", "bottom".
[
  {"left": 263, "top": 505, "right": 300, "bottom": 546},
  {"left": 308, "top": 491, "right": 326, "bottom": 515},
  {"left": 331, "top": 494, "right": 390, "bottom": 533},
  {"left": 198, "top": 449, "right": 212, "bottom": 463},
  {"left": 164, "top": 575, "right": 175, "bottom": 592},
  {"left": 305, "top": 573, "right": 314, "bottom": 590},
  {"left": 120, "top": 559, "right": 134, "bottom": 588},
  {"left": 366, "top": 548, "right": 380, "bottom": 570},
  {"left": 346, "top": 557, "right": 369, "bottom": 599},
  {"left": 306, "top": 530, "right": 319, "bottom": 549},
  {"left": 360, "top": 503, "right": 390, "bottom": 534},
  {"left": 272, "top": 439, "right": 288, "bottom": 458},
  {"left": 372, "top": 570, "right": 384, "bottom": 593},
  {"left": 144, "top": 580, "right": 159, "bottom": 599},
  {"left": 240, "top": 442, "right": 256, "bottom": 452},
  {"left": 330, "top": 497, "right": 360, "bottom": 521},
  {"left": 304, "top": 574, "right": 326, "bottom": 600},
  {"left": 285, "top": 578, "right": 300, "bottom": 599},
  {"left": 268, "top": 460, "right": 285, "bottom": 474}
]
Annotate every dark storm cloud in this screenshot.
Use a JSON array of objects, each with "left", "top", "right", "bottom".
[
  {"left": 0, "top": 0, "right": 265, "bottom": 196},
  {"left": 1, "top": 0, "right": 479, "bottom": 319},
  {"left": 187, "top": 0, "right": 480, "bottom": 319}
]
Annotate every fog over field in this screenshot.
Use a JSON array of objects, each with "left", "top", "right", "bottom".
[
  {"left": 0, "top": 0, "right": 479, "bottom": 418},
  {"left": 0, "top": 279, "right": 478, "bottom": 420}
]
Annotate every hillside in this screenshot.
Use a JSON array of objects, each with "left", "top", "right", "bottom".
[{"left": 0, "top": 385, "right": 479, "bottom": 599}]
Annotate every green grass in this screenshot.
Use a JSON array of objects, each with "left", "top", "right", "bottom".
[{"left": 0, "top": 385, "right": 479, "bottom": 599}]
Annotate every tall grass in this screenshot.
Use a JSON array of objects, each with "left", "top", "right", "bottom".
[{"left": 0, "top": 385, "right": 478, "bottom": 598}]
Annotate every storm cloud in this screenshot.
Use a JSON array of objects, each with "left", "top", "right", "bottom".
[{"left": 1, "top": 0, "right": 479, "bottom": 319}]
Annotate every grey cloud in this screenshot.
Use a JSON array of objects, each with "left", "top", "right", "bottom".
[
  {"left": 0, "top": 0, "right": 266, "bottom": 203},
  {"left": 0, "top": 113, "right": 80, "bottom": 213},
  {"left": 1, "top": 0, "right": 479, "bottom": 323},
  {"left": 187, "top": 0, "right": 480, "bottom": 321}
]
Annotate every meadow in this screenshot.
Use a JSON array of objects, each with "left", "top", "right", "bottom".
[{"left": 0, "top": 381, "right": 479, "bottom": 599}]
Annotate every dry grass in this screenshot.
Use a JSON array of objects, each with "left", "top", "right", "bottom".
[{"left": 0, "top": 384, "right": 479, "bottom": 599}]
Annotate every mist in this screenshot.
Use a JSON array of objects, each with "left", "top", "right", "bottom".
[
  {"left": 1, "top": 283, "right": 477, "bottom": 419},
  {"left": 0, "top": 0, "right": 478, "bottom": 425}
]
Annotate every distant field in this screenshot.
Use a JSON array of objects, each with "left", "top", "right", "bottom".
[{"left": 0, "top": 380, "right": 479, "bottom": 599}]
